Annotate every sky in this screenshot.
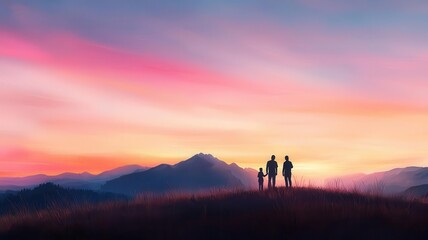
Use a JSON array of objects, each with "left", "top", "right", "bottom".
[{"left": 1, "top": 0, "right": 428, "bottom": 182}]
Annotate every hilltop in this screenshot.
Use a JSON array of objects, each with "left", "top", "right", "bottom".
[{"left": 1, "top": 187, "right": 427, "bottom": 240}]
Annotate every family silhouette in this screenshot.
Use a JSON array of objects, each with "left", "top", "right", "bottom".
[{"left": 259, "top": 155, "right": 293, "bottom": 190}]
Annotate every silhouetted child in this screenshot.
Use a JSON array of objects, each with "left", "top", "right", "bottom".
[{"left": 258, "top": 168, "right": 267, "bottom": 191}]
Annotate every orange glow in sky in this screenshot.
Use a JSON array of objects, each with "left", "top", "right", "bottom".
[{"left": 1, "top": 1, "right": 427, "bottom": 183}]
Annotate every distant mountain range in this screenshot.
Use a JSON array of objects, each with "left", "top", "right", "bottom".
[
  {"left": 0, "top": 153, "right": 259, "bottom": 216},
  {"left": 101, "top": 153, "right": 258, "bottom": 196},
  {"left": 2, "top": 153, "right": 426, "bottom": 198},
  {"left": 0, "top": 165, "right": 147, "bottom": 191},
  {"left": 0, "top": 153, "right": 258, "bottom": 196},
  {"left": 0, "top": 183, "right": 127, "bottom": 215},
  {"left": 326, "top": 166, "right": 428, "bottom": 195}
]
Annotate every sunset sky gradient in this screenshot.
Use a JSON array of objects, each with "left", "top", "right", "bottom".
[{"left": 1, "top": 0, "right": 427, "bottom": 182}]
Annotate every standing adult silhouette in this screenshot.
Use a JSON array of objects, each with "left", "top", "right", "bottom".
[
  {"left": 282, "top": 155, "right": 293, "bottom": 188},
  {"left": 266, "top": 155, "right": 278, "bottom": 189}
]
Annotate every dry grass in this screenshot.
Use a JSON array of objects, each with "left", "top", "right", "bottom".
[{"left": 0, "top": 187, "right": 427, "bottom": 239}]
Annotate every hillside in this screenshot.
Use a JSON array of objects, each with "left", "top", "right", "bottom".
[
  {"left": 1, "top": 187, "right": 427, "bottom": 240},
  {"left": 0, "top": 183, "right": 127, "bottom": 215},
  {"left": 101, "top": 153, "right": 257, "bottom": 196}
]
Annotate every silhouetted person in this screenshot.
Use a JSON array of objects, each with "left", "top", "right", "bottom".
[
  {"left": 282, "top": 155, "right": 293, "bottom": 188},
  {"left": 257, "top": 168, "right": 267, "bottom": 191},
  {"left": 266, "top": 155, "right": 278, "bottom": 189}
]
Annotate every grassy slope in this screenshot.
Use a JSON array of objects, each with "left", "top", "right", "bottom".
[{"left": 0, "top": 187, "right": 427, "bottom": 240}]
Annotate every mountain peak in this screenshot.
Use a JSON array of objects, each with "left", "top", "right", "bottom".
[
  {"left": 190, "top": 153, "right": 220, "bottom": 163},
  {"left": 174, "top": 153, "right": 221, "bottom": 169},
  {"left": 195, "top": 152, "right": 214, "bottom": 158}
]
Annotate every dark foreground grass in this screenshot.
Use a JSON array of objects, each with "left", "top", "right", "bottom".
[{"left": 0, "top": 187, "right": 427, "bottom": 240}]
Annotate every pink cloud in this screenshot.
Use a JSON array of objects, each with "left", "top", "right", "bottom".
[{"left": 0, "top": 30, "right": 49, "bottom": 61}]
